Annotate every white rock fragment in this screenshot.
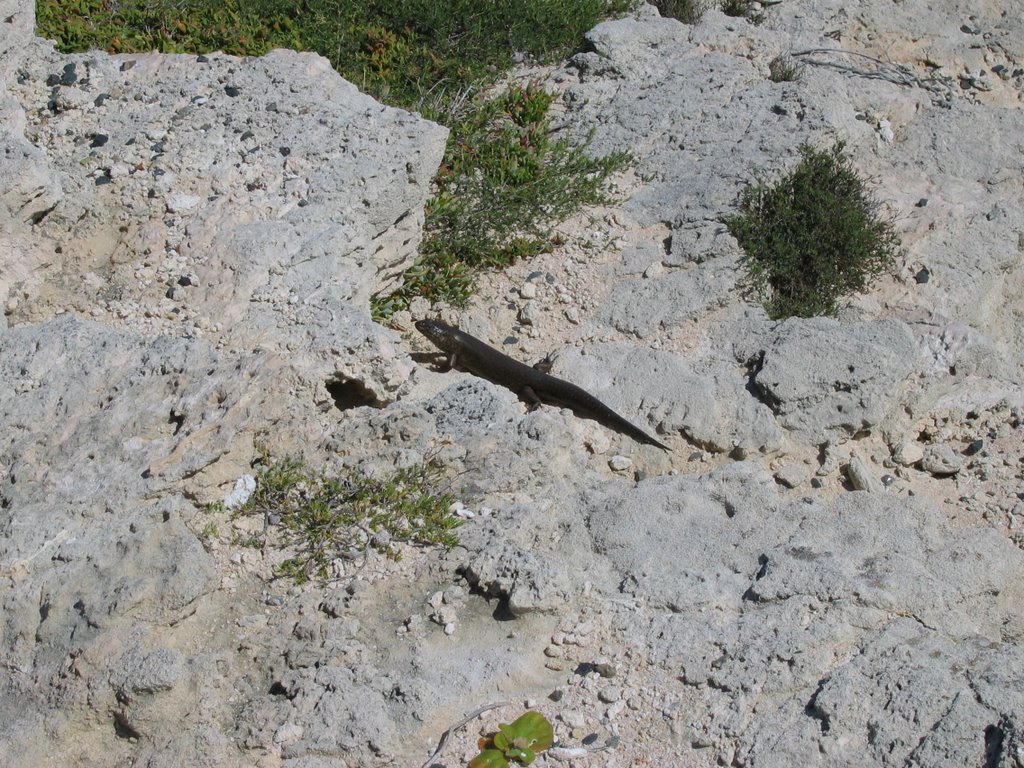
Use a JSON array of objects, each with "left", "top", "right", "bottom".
[
  {"left": 774, "top": 462, "right": 809, "bottom": 489},
  {"left": 559, "top": 709, "right": 587, "bottom": 730},
  {"left": 921, "top": 444, "right": 963, "bottom": 476},
  {"left": 877, "top": 119, "right": 895, "bottom": 143},
  {"left": 450, "top": 500, "right": 475, "bottom": 519},
  {"left": 518, "top": 301, "right": 540, "bottom": 325},
  {"left": 845, "top": 454, "right": 885, "bottom": 492},
  {"left": 892, "top": 440, "right": 925, "bottom": 467},
  {"left": 608, "top": 454, "right": 633, "bottom": 472},
  {"left": 274, "top": 723, "right": 303, "bottom": 745},
  {"left": 223, "top": 474, "right": 256, "bottom": 510},
  {"left": 165, "top": 192, "right": 202, "bottom": 214}
]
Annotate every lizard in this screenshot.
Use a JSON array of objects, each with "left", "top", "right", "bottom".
[{"left": 415, "top": 318, "right": 670, "bottom": 451}]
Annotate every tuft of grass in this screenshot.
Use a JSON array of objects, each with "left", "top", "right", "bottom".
[
  {"left": 719, "top": 0, "right": 764, "bottom": 23},
  {"left": 768, "top": 54, "right": 801, "bottom": 82},
  {"left": 375, "top": 82, "right": 630, "bottom": 317},
  {"left": 649, "top": 0, "right": 705, "bottom": 24},
  {"left": 235, "top": 454, "right": 462, "bottom": 583},
  {"left": 725, "top": 141, "right": 902, "bottom": 319},
  {"left": 36, "top": 0, "right": 303, "bottom": 56}
]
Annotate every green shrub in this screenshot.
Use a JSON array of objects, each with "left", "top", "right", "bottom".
[
  {"left": 649, "top": 0, "right": 705, "bottom": 23},
  {"left": 768, "top": 54, "right": 801, "bottom": 82},
  {"left": 234, "top": 454, "right": 461, "bottom": 583},
  {"left": 376, "top": 82, "right": 630, "bottom": 316},
  {"left": 720, "top": 0, "right": 763, "bottom": 23},
  {"left": 469, "top": 711, "right": 555, "bottom": 768},
  {"left": 726, "top": 141, "right": 902, "bottom": 319}
]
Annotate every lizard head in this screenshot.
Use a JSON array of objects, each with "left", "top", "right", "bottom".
[{"left": 415, "top": 318, "right": 458, "bottom": 353}]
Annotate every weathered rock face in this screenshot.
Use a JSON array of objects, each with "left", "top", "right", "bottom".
[
  {"left": 2, "top": 0, "right": 1024, "bottom": 767},
  {"left": 751, "top": 317, "right": 918, "bottom": 443},
  {"left": 2, "top": 11, "right": 447, "bottom": 406}
]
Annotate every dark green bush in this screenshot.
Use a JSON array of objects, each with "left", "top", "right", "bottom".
[
  {"left": 648, "top": 0, "right": 704, "bottom": 23},
  {"left": 726, "top": 141, "right": 902, "bottom": 319}
]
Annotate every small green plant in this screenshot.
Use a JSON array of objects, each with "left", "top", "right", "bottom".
[
  {"left": 768, "top": 54, "right": 801, "bottom": 82},
  {"left": 198, "top": 521, "right": 219, "bottom": 541},
  {"left": 374, "top": 82, "right": 630, "bottom": 317},
  {"left": 469, "top": 711, "right": 554, "bottom": 768},
  {"left": 235, "top": 454, "right": 461, "bottom": 583},
  {"left": 720, "top": 0, "right": 764, "bottom": 23},
  {"left": 649, "top": 0, "right": 705, "bottom": 23},
  {"left": 726, "top": 141, "right": 902, "bottom": 319}
]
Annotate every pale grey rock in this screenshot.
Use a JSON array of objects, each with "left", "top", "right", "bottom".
[
  {"left": 587, "top": 464, "right": 783, "bottom": 613},
  {"left": 422, "top": 378, "right": 524, "bottom": 446},
  {"left": 597, "top": 259, "right": 737, "bottom": 337},
  {"left": 774, "top": 462, "right": 810, "bottom": 489},
  {"left": 892, "top": 439, "right": 925, "bottom": 467},
  {"left": 632, "top": 489, "right": 1024, "bottom": 767},
  {"left": 845, "top": 453, "right": 885, "bottom": 492},
  {"left": 2, "top": 36, "right": 447, "bottom": 406},
  {"left": 3, "top": 1, "right": 1024, "bottom": 766},
  {"left": 608, "top": 454, "right": 633, "bottom": 472},
  {"left": 921, "top": 444, "right": 963, "bottom": 476},
  {"left": 553, "top": 343, "right": 782, "bottom": 457},
  {"left": 563, "top": 12, "right": 885, "bottom": 232},
  {"left": 752, "top": 318, "right": 918, "bottom": 443},
  {"left": 111, "top": 645, "right": 185, "bottom": 699},
  {"left": 462, "top": 539, "right": 572, "bottom": 616}
]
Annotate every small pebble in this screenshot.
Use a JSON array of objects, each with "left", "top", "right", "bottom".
[
  {"left": 517, "top": 301, "right": 540, "bottom": 325},
  {"left": 608, "top": 455, "right": 633, "bottom": 472},
  {"left": 559, "top": 709, "right": 587, "bottom": 730},
  {"left": 922, "top": 444, "right": 963, "bottom": 476},
  {"left": 892, "top": 440, "right": 925, "bottom": 467},
  {"left": 964, "top": 439, "right": 984, "bottom": 456},
  {"left": 846, "top": 454, "right": 885, "bottom": 493},
  {"left": 598, "top": 686, "right": 622, "bottom": 703},
  {"left": 774, "top": 463, "right": 809, "bottom": 489}
]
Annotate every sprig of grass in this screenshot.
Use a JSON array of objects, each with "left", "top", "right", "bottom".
[
  {"left": 235, "top": 454, "right": 462, "bottom": 583},
  {"left": 376, "top": 82, "right": 630, "bottom": 317}
]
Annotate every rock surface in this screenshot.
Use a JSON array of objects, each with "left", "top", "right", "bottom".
[{"left": 2, "top": 1, "right": 1024, "bottom": 767}]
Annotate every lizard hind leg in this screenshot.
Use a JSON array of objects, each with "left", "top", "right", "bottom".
[{"left": 519, "top": 385, "right": 544, "bottom": 411}]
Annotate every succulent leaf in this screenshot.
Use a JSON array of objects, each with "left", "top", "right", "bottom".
[
  {"left": 468, "top": 748, "right": 509, "bottom": 768},
  {"left": 504, "top": 712, "right": 554, "bottom": 751}
]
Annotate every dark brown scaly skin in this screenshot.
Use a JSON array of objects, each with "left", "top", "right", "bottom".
[{"left": 415, "top": 319, "right": 670, "bottom": 451}]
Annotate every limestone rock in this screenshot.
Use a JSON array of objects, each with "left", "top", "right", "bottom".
[
  {"left": 845, "top": 453, "right": 885, "bottom": 492},
  {"left": 921, "top": 444, "right": 964, "bottom": 476},
  {"left": 752, "top": 317, "right": 918, "bottom": 443},
  {"left": 892, "top": 439, "right": 926, "bottom": 467}
]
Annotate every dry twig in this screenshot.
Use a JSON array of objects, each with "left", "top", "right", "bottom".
[{"left": 420, "top": 700, "right": 514, "bottom": 768}]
